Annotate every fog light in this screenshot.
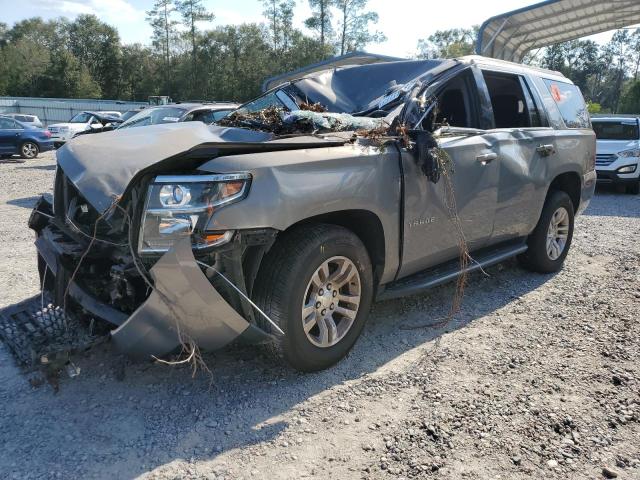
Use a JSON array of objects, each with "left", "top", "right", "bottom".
[{"left": 617, "top": 165, "right": 637, "bottom": 174}]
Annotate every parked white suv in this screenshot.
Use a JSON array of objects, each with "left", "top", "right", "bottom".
[
  {"left": 47, "top": 111, "right": 122, "bottom": 147},
  {"left": 592, "top": 117, "right": 640, "bottom": 194}
]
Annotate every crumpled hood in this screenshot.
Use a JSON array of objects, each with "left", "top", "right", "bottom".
[{"left": 57, "top": 121, "right": 344, "bottom": 213}]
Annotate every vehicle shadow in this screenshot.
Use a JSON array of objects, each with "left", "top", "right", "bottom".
[
  {"left": 0, "top": 259, "right": 556, "bottom": 479},
  {"left": 16, "top": 164, "right": 56, "bottom": 171},
  {"left": 5, "top": 196, "right": 43, "bottom": 209},
  {"left": 0, "top": 158, "right": 25, "bottom": 164}
]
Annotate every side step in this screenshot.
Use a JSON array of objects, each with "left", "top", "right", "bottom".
[{"left": 377, "top": 240, "right": 528, "bottom": 301}]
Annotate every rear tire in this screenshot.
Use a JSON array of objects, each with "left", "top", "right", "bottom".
[
  {"left": 626, "top": 181, "right": 640, "bottom": 195},
  {"left": 518, "top": 190, "right": 574, "bottom": 273},
  {"left": 253, "top": 224, "right": 373, "bottom": 372},
  {"left": 20, "top": 142, "right": 39, "bottom": 159}
]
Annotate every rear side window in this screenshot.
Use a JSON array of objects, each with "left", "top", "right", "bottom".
[
  {"left": 542, "top": 79, "right": 590, "bottom": 129},
  {"left": 592, "top": 121, "right": 639, "bottom": 140},
  {"left": 482, "top": 71, "right": 542, "bottom": 128}
]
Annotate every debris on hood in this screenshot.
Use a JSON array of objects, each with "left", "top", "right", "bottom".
[{"left": 218, "top": 106, "right": 387, "bottom": 135}]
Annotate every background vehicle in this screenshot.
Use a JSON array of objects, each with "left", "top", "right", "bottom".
[
  {"left": 592, "top": 117, "right": 640, "bottom": 194},
  {"left": 71, "top": 113, "right": 125, "bottom": 139},
  {"left": 0, "top": 116, "right": 53, "bottom": 159},
  {"left": 30, "top": 57, "right": 595, "bottom": 372},
  {"left": 117, "top": 103, "right": 239, "bottom": 130},
  {"left": 0, "top": 113, "right": 43, "bottom": 128},
  {"left": 47, "top": 111, "right": 122, "bottom": 146},
  {"left": 120, "top": 108, "right": 145, "bottom": 122}
]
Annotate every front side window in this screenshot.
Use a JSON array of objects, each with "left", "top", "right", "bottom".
[
  {"left": 420, "top": 70, "right": 480, "bottom": 130},
  {"left": 592, "top": 121, "right": 639, "bottom": 140},
  {"left": 542, "top": 79, "right": 590, "bottom": 129}
]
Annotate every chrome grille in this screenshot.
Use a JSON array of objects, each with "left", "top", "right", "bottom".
[{"left": 595, "top": 154, "right": 616, "bottom": 167}]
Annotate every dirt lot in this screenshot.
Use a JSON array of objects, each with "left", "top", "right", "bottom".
[{"left": 0, "top": 151, "right": 639, "bottom": 480}]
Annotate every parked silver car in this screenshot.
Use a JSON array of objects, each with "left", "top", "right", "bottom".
[{"left": 29, "top": 56, "right": 595, "bottom": 371}]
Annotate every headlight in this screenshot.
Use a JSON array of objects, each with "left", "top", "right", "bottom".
[
  {"left": 138, "top": 173, "right": 251, "bottom": 254},
  {"left": 60, "top": 126, "right": 70, "bottom": 132},
  {"left": 617, "top": 148, "right": 640, "bottom": 158}
]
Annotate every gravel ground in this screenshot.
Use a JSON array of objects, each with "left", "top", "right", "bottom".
[{"left": 0, "top": 151, "right": 638, "bottom": 480}]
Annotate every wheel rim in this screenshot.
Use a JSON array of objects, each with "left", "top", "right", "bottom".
[
  {"left": 22, "top": 143, "right": 37, "bottom": 158},
  {"left": 301, "top": 256, "right": 361, "bottom": 348},
  {"left": 546, "top": 207, "right": 570, "bottom": 261}
]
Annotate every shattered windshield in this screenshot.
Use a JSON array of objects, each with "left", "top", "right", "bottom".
[{"left": 118, "top": 107, "right": 187, "bottom": 130}]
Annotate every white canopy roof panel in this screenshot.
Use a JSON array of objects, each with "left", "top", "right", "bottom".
[{"left": 476, "top": 0, "right": 640, "bottom": 63}]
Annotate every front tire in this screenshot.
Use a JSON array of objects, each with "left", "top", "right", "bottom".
[
  {"left": 518, "top": 190, "right": 575, "bottom": 273},
  {"left": 253, "top": 224, "right": 373, "bottom": 372},
  {"left": 20, "top": 141, "right": 39, "bottom": 159}
]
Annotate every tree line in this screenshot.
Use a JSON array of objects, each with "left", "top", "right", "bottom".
[
  {"left": 0, "top": 0, "right": 384, "bottom": 103},
  {"left": 1, "top": 2, "right": 640, "bottom": 114}
]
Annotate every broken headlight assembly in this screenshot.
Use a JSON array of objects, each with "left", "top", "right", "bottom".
[{"left": 138, "top": 173, "right": 251, "bottom": 254}]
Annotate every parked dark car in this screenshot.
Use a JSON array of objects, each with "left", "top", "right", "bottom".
[
  {"left": 117, "top": 103, "right": 239, "bottom": 130},
  {"left": 0, "top": 116, "right": 54, "bottom": 159}
]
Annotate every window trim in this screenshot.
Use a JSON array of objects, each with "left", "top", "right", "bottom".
[{"left": 479, "top": 68, "right": 549, "bottom": 131}]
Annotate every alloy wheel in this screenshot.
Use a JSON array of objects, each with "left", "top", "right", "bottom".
[
  {"left": 546, "top": 206, "right": 570, "bottom": 260},
  {"left": 21, "top": 143, "right": 38, "bottom": 159},
  {"left": 301, "top": 256, "right": 361, "bottom": 348}
]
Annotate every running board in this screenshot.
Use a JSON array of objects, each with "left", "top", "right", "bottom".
[{"left": 377, "top": 241, "right": 528, "bottom": 301}]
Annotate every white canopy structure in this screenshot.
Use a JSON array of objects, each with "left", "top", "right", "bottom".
[{"left": 476, "top": 0, "right": 640, "bottom": 63}]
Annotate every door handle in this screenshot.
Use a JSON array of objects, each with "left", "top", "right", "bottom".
[
  {"left": 476, "top": 152, "right": 497, "bottom": 164},
  {"left": 536, "top": 144, "right": 555, "bottom": 156}
]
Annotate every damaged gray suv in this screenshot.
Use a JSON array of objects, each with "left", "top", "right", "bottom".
[{"left": 29, "top": 56, "right": 596, "bottom": 371}]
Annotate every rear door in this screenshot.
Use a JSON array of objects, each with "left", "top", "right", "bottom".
[
  {"left": 478, "top": 69, "right": 560, "bottom": 242},
  {"left": 399, "top": 68, "right": 499, "bottom": 278}
]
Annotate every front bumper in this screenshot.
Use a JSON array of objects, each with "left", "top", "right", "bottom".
[
  {"left": 596, "top": 169, "right": 640, "bottom": 184},
  {"left": 39, "top": 140, "right": 55, "bottom": 152},
  {"left": 29, "top": 196, "right": 272, "bottom": 359},
  {"left": 577, "top": 170, "right": 597, "bottom": 215}
]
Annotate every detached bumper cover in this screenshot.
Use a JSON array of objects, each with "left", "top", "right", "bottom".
[
  {"left": 31, "top": 197, "right": 270, "bottom": 359},
  {"left": 111, "top": 239, "right": 259, "bottom": 358}
]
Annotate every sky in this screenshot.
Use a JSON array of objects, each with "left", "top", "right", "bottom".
[{"left": 0, "top": 0, "right": 622, "bottom": 57}]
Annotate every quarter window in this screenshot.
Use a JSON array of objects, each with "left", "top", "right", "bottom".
[{"left": 542, "top": 79, "right": 590, "bottom": 129}]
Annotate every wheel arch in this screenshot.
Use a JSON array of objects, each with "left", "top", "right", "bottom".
[
  {"left": 281, "top": 209, "right": 386, "bottom": 285},
  {"left": 547, "top": 171, "right": 581, "bottom": 212}
]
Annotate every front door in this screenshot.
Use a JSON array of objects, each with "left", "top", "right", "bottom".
[
  {"left": 0, "top": 118, "right": 21, "bottom": 155},
  {"left": 399, "top": 69, "right": 499, "bottom": 278}
]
